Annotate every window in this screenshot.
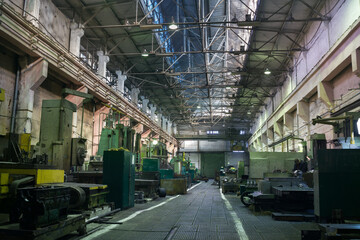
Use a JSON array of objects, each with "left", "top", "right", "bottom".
[{"left": 207, "top": 130, "right": 219, "bottom": 135}]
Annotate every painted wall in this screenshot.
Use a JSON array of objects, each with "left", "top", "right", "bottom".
[
  {"left": 38, "top": 0, "right": 71, "bottom": 49},
  {"left": 0, "top": 48, "right": 17, "bottom": 159},
  {"left": 0, "top": 48, "right": 17, "bottom": 136},
  {"left": 250, "top": 0, "right": 360, "bottom": 152},
  {"left": 180, "top": 139, "right": 229, "bottom": 152}
]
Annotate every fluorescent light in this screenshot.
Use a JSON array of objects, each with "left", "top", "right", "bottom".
[
  {"left": 155, "top": 52, "right": 174, "bottom": 57},
  {"left": 197, "top": 105, "right": 201, "bottom": 109},
  {"left": 233, "top": 150, "right": 244, "bottom": 153},
  {"left": 139, "top": 24, "right": 163, "bottom": 29},
  {"left": 264, "top": 68, "right": 271, "bottom": 75},
  {"left": 226, "top": 86, "right": 231, "bottom": 90}
]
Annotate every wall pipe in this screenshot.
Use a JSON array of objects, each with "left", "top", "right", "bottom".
[{"left": 10, "top": 65, "right": 20, "bottom": 134}]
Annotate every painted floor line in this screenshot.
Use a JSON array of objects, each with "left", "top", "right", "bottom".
[
  {"left": 220, "top": 188, "right": 249, "bottom": 240},
  {"left": 82, "top": 194, "right": 180, "bottom": 239},
  {"left": 187, "top": 181, "right": 202, "bottom": 191}
]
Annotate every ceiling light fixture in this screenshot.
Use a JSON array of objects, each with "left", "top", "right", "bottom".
[
  {"left": 139, "top": 24, "right": 163, "bottom": 29},
  {"left": 264, "top": 68, "right": 271, "bottom": 75},
  {"left": 226, "top": 86, "right": 231, "bottom": 90},
  {"left": 155, "top": 52, "right": 174, "bottom": 57},
  {"left": 142, "top": 49, "right": 149, "bottom": 57},
  {"left": 152, "top": 139, "right": 158, "bottom": 145},
  {"left": 197, "top": 105, "right": 201, "bottom": 109},
  {"left": 169, "top": 16, "right": 178, "bottom": 30}
]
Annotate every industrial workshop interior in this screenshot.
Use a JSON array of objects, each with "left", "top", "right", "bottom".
[{"left": 1, "top": 0, "right": 360, "bottom": 239}]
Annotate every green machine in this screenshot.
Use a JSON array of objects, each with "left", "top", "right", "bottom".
[
  {"left": 142, "top": 158, "right": 160, "bottom": 172},
  {"left": 314, "top": 149, "right": 360, "bottom": 221},
  {"left": 97, "top": 123, "right": 136, "bottom": 156},
  {"left": 136, "top": 157, "right": 167, "bottom": 198},
  {"left": 160, "top": 169, "right": 174, "bottom": 179},
  {"left": 34, "top": 99, "right": 87, "bottom": 173},
  {"left": 103, "top": 150, "right": 135, "bottom": 209},
  {"left": 33, "top": 89, "right": 93, "bottom": 173}
]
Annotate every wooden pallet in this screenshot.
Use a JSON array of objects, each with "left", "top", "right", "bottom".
[{"left": 0, "top": 214, "right": 86, "bottom": 240}]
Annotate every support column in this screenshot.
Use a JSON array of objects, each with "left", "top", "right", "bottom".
[
  {"left": 149, "top": 104, "right": 156, "bottom": 122},
  {"left": 116, "top": 70, "right": 127, "bottom": 94},
  {"left": 164, "top": 118, "right": 168, "bottom": 132},
  {"left": 120, "top": 116, "right": 130, "bottom": 127},
  {"left": 261, "top": 132, "right": 268, "bottom": 152},
  {"left": 141, "top": 129, "right": 151, "bottom": 139},
  {"left": 132, "top": 123, "right": 144, "bottom": 134},
  {"left": 283, "top": 113, "right": 294, "bottom": 132},
  {"left": 97, "top": 51, "right": 109, "bottom": 79},
  {"left": 256, "top": 137, "right": 262, "bottom": 150},
  {"left": 25, "top": 0, "right": 40, "bottom": 27},
  {"left": 161, "top": 116, "right": 166, "bottom": 130},
  {"left": 130, "top": 87, "right": 140, "bottom": 106},
  {"left": 352, "top": 48, "right": 360, "bottom": 77},
  {"left": 317, "top": 82, "right": 334, "bottom": 109},
  {"left": 15, "top": 59, "right": 48, "bottom": 134},
  {"left": 267, "top": 127, "right": 274, "bottom": 141},
  {"left": 168, "top": 121, "right": 172, "bottom": 135},
  {"left": 141, "top": 96, "right": 149, "bottom": 113},
  {"left": 297, "top": 101, "right": 309, "bottom": 122},
  {"left": 157, "top": 112, "right": 162, "bottom": 126},
  {"left": 173, "top": 123, "right": 177, "bottom": 135},
  {"left": 297, "top": 101, "right": 311, "bottom": 142},
  {"left": 274, "top": 121, "right": 283, "bottom": 137},
  {"left": 69, "top": 22, "right": 84, "bottom": 57}
]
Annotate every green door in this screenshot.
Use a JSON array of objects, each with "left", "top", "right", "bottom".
[{"left": 201, "top": 153, "right": 225, "bottom": 178}]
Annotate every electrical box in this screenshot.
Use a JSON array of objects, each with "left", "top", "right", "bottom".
[{"left": 142, "top": 158, "right": 160, "bottom": 172}]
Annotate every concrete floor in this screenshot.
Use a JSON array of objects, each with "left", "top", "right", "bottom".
[{"left": 76, "top": 181, "right": 318, "bottom": 240}]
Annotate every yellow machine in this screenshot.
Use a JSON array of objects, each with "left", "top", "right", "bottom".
[{"left": 0, "top": 166, "right": 64, "bottom": 199}]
